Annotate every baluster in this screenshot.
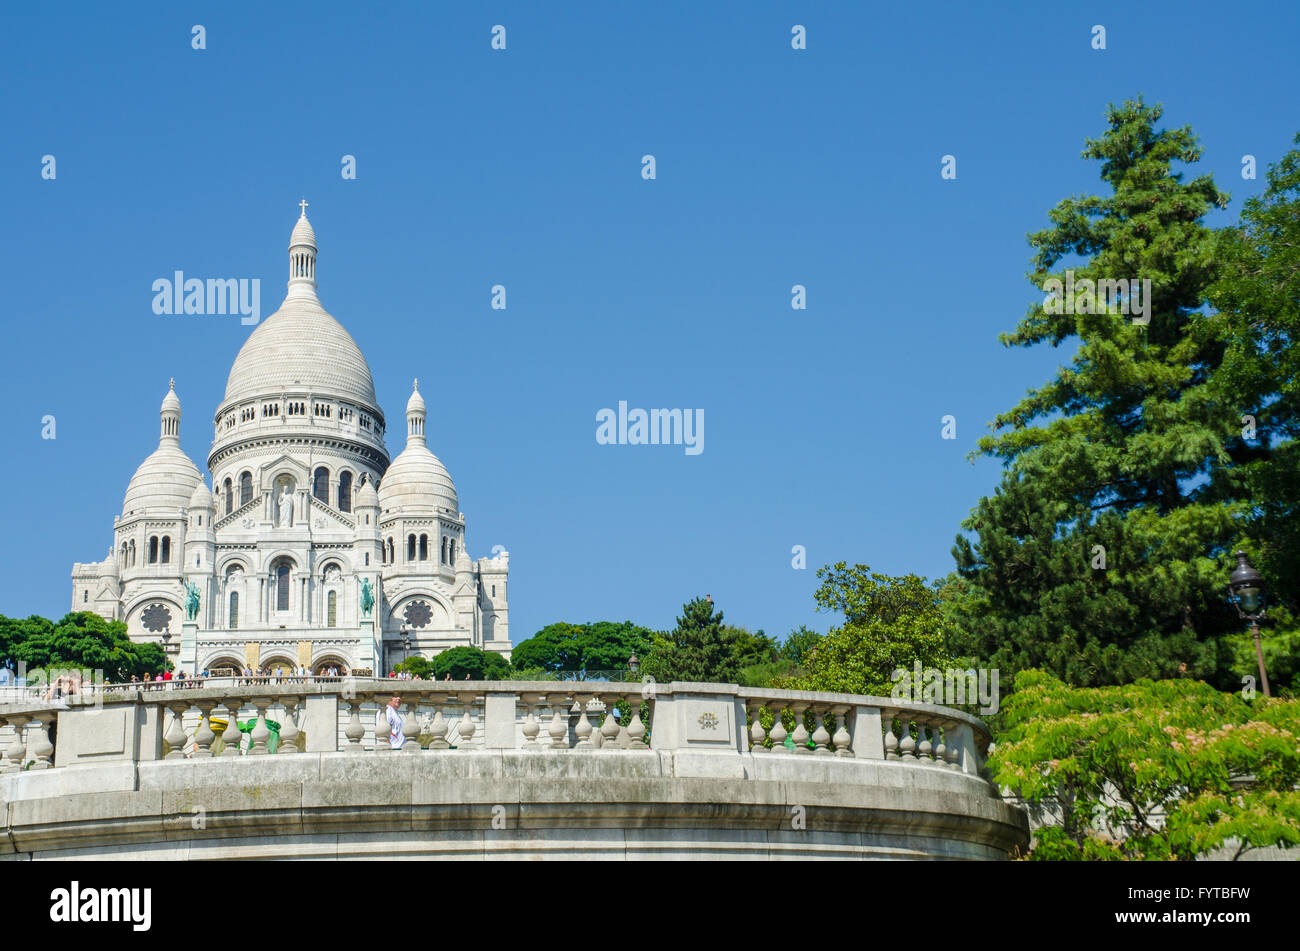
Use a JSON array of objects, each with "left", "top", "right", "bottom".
[
  {"left": 832, "top": 705, "right": 852, "bottom": 757},
  {"left": 882, "top": 713, "right": 898, "bottom": 759},
  {"left": 27, "top": 712, "right": 55, "bottom": 769},
  {"left": 279, "top": 696, "right": 301, "bottom": 754},
  {"left": 520, "top": 693, "right": 542, "bottom": 749},
  {"left": 769, "top": 706, "right": 789, "bottom": 751},
  {"left": 2, "top": 715, "right": 26, "bottom": 771},
  {"left": 932, "top": 722, "right": 947, "bottom": 767},
  {"left": 426, "top": 693, "right": 450, "bottom": 750},
  {"left": 344, "top": 699, "right": 365, "bottom": 753},
  {"left": 547, "top": 695, "right": 569, "bottom": 749},
  {"left": 572, "top": 694, "right": 594, "bottom": 749},
  {"left": 401, "top": 697, "right": 422, "bottom": 752},
  {"left": 749, "top": 702, "right": 768, "bottom": 753},
  {"left": 898, "top": 719, "right": 917, "bottom": 760},
  {"left": 456, "top": 693, "right": 477, "bottom": 749},
  {"left": 917, "top": 722, "right": 933, "bottom": 761},
  {"left": 811, "top": 706, "right": 832, "bottom": 755},
  {"left": 373, "top": 694, "right": 394, "bottom": 753},
  {"left": 221, "top": 699, "right": 243, "bottom": 757},
  {"left": 165, "top": 702, "right": 190, "bottom": 760},
  {"left": 627, "top": 698, "right": 648, "bottom": 750},
  {"left": 248, "top": 699, "right": 271, "bottom": 755},
  {"left": 193, "top": 701, "right": 217, "bottom": 758},
  {"left": 790, "top": 701, "right": 811, "bottom": 754},
  {"left": 600, "top": 695, "right": 623, "bottom": 748}
]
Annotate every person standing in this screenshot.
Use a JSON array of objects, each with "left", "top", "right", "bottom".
[{"left": 383, "top": 695, "right": 405, "bottom": 750}]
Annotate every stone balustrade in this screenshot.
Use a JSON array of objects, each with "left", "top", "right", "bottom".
[
  {"left": 0, "top": 679, "right": 989, "bottom": 775},
  {"left": 0, "top": 679, "right": 1022, "bottom": 859}
]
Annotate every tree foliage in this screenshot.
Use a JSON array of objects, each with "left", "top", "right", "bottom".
[
  {"left": 640, "top": 597, "right": 735, "bottom": 683},
  {"left": 428, "top": 645, "right": 511, "bottom": 681},
  {"left": 509, "top": 621, "right": 653, "bottom": 678},
  {"left": 991, "top": 670, "right": 1300, "bottom": 860},
  {"left": 949, "top": 98, "right": 1259, "bottom": 689},
  {"left": 2, "top": 612, "right": 166, "bottom": 681},
  {"left": 783, "top": 564, "right": 949, "bottom": 695}
]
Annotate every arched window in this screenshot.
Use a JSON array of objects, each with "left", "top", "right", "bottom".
[
  {"left": 441, "top": 537, "right": 447, "bottom": 564},
  {"left": 327, "top": 590, "right": 337, "bottom": 627},
  {"left": 160, "top": 537, "right": 170, "bottom": 563},
  {"left": 407, "top": 534, "right": 416, "bottom": 562},
  {"left": 223, "top": 478, "right": 233, "bottom": 515},
  {"left": 83, "top": 590, "right": 88, "bottom": 603},
  {"left": 313, "top": 467, "right": 329, "bottom": 504},
  {"left": 449, "top": 539, "right": 456, "bottom": 564},
  {"left": 239, "top": 471, "right": 253, "bottom": 506},
  {"left": 128, "top": 540, "right": 136, "bottom": 567},
  {"left": 338, "top": 471, "right": 352, "bottom": 513},
  {"left": 364, "top": 552, "right": 370, "bottom": 566},
  {"left": 387, "top": 538, "right": 395, "bottom": 564},
  {"left": 120, "top": 543, "right": 127, "bottom": 565},
  {"left": 419, "top": 535, "right": 428, "bottom": 560},
  {"left": 148, "top": 536, "right": 159, "bottom": 564},
  {"left": 229, "top": 592, "right": 239, "bottom": 630},
  {"left": 276, "top": 561, "right": 291, "bottom": 612}
]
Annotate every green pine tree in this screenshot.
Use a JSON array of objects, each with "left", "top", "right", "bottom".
[
  {"left": 950, "top": 98, "right": 1244, "bottom": 689},
  {"left": 642, "top": 597, "right": 736, "bottom": 683}
]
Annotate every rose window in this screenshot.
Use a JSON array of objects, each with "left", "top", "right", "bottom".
[
  {"left": 404, "top": 600, "right": 433, "bottom": 629},
  {"left": 142, "top": 603, "right": 172, "bottom": 633}
]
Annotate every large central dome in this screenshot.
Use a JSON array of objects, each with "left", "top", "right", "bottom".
[
  {"left": 221, "top": 207, "right": 378, "bottom": 410},
  {"left": 223, "top": 296, "right": 377, "bottom": 407}
]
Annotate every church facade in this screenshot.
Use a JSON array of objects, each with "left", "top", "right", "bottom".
[{"left": 70, "top": 206, "right": 510, "bottom": 676}]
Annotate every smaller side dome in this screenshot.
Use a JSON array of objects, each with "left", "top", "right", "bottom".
[
  {"left": 189, "top": 478, "right": 214, "bottom": 510},
  {"left": 98, "top": 548, "right": 119, "bottom": 579},
  {"left": 355, "top": 476, "right": 380, "bottom": 509}
]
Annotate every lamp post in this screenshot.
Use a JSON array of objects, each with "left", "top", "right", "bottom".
[
  {"left": 1228, "top": 551, "right": 1270, "bottom": 698},
  {"left": 401, "top": 625, "right": 410, "bottom": 672},
  {"left": 628, "top": 652, "right": 639, "bottom": 677}
]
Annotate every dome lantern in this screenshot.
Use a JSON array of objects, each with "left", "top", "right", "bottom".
[
  {"left": 160, "top": 378, "right": 181, "bottom": 443},
  {"left": 286, "top": 198, "right": 318, "bottom": 300},
  {"left": 406, "top": 379, "right": 426, "bottom": 445}
]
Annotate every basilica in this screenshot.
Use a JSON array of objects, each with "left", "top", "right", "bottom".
[{"left": 70, "top": 206, "right": 510, "bottom": 676}]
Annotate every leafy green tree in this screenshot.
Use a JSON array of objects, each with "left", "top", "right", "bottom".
[
  {"left": 9, "top": 612, "right": 166, "bottom": 681},
  {"left": 392, "top": 655, "right": 434, "bottom": 679},
  {"left": 723, "top": 626, "right": 778, "bottom": 669},
  {"left": 429, "top": 645, "right": 511, "bottom": 680},
  {"left": 783, "top": 564, "right": 949, "bottom": 695},
  {"left": 779, "top": 625, "right": 821, "bottom": 667},
  {"left": 991, "top": 670, "right": 1300, "bottom": 860},
  {"left": 950, "top": 98, "right": 1246, "bottom": 689},
  {"left": 641, "top": 597, "right": 735, "bottom": 683},
  {"left": 0, "top": 614, "right": 54, "bottom": 667},
  {"left": 508, "top": 621, "right": 653, "bottom": 678}
]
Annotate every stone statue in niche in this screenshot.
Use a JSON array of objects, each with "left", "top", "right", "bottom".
[{"left": 276, "top": 484, "right": 294, "bottom": 528}]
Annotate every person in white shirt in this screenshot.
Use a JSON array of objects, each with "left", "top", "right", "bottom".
[{"left": 383, "top": 695, "right": 404, "bottom": 749}]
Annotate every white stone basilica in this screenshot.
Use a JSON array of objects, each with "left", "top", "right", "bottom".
[{"left": 70, "top": 205, "right": 510, "bottom": 676}]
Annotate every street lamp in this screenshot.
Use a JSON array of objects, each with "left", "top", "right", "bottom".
[
  {"left": 1228, "top": 551, "right": 1270, "bottom": 698},
  {"left": 401, "top": 625, "right": 410, "bottom": 671},
  {"left": 628, "top": 652, "right": 639, "bottom": 676}
]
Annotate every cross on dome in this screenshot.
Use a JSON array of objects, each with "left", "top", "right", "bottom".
[{"left": 299, "top": 198, "right": 309, "bottom": 216}]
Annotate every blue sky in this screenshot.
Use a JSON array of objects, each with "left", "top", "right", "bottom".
[{"left": 1, "top": 1, "right": 1297, "bottom": 642}]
